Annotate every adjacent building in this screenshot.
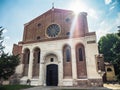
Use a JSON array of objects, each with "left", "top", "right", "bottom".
[{"left": 104, "top": 62, "right": 116, "bottom": 82}]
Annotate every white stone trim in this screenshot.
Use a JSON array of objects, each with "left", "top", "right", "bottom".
[
  {"left": 28, "top": 50, "right": 33, "bottom": 79},
  {"left": 17, "top": 36, "right": 101, "bottom": 86}
]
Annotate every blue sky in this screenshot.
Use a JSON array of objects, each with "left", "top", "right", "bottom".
[{"left": 0, "top": 0, "right": 120, "bottom": 53}]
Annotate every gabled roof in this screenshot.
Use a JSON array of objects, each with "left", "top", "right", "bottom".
[{"left": 24, "top": 8, "right": 73, "bottom": 26}]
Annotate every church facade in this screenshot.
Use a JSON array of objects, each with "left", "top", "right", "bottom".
[{"left": 13, "top": 8, "right": 103, "bottom": 86}]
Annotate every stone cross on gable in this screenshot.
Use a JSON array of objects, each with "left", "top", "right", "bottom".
[{"left": 52, "top": 3, "right": 54, "bottom": 11}]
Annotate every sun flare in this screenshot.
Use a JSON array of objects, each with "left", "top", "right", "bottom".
[{"left": 69, "top": 0, "right": 87, "bottom": 15}]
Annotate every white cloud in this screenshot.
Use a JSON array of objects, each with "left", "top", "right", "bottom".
[
  {"left": 2, "top": 36, "right": 12, "bottom": 53},
  {"left": 109, "top": 1, "right": 117, "bottom": 11},
  {"left": 2, "top": 41, "right": 12, "bottom": 54},
  {"left": 3, "top": 29, "right": 8, "bottom": 33},
  {"left": 111, "top": 1, "right": 117, "bottom": 6},
  {"left": 69, "top": 0, "right": 99, "bottom": 20},
  {"left": 109, "top": 6, "right": 115, "bottom": 11},
  {"left": 105, "top": 0, "right": 112, "bottom": 5},
  {"left": 4, "top": 36, "right": 10, "bottom": 40},
  {"left": 68, "top": 0, "right": 87, "bottom": 12},
  {"left": 4, "top": 45, "right": 12, "bottom": 54},
  {"left": 115, "top": 13, "right": 120, "bottom": 27},
  {"left": 88, "top": 8, "right": 99, "bottom": 20},
  {"left": 96, "top": 21, "right": 111, "bottom": 41},
  {"left": 96, "top": 12, "right": 120, "bottom": 41}
]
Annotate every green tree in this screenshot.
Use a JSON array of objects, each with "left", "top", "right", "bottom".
[
  {"left": 0, "top": 54, "right": 20, "bottom": 84},
  {"left": 98, "top": 27, "right": 120, "bottom": 82},
  {"left": 98, "top": 33, "right": 119, "bottom": 62},
  {"left": 0, "top": 27, "right": 20, "bottom": 85},
  {"left": 112, "top": 28, "right": 120, "bottom": 83},
  {"left": 0, "top": 27, "right": 5, "bottom": 54}
]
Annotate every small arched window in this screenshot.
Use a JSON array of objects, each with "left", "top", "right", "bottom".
[
  {"left": 37, "top": 51, "right": 40, "bottom": 63},
  {"left": 63, "top": 45, "right": 71, "bottom": 62},
  {"left": 76, "top": 43, "right": 85, "bottom": 62},
  {"left": 66, "top": 32, "right": 70, "bottom": 36},
  {"left": 65, "top": 18, "right": 71, "bottom": 23},
  {"left": 78, "top": 48, "right": 83, "bottom": 61},
  {"left": 27, "top": 53, "right": 30, "bottom": 64},
  {"left": 38, "top": 23, "right": 41, "bottom": 27},
  {"left": 107, "top": 68, "right": 112, "bottom": 72},
  {"left": 37, "top": 36, "right": 41, "bottom": 40},
  {"left": 66, "top": 48, "right": 71, "bottom": 62}
]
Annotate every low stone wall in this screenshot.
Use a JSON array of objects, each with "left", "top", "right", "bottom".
[
  {"left": 76, "top": 79, "right": 103, "bottom": 87},
  {"left": 2, "top": 81, "right": 9, "bottom": 85},
  {"left": 88, "top": 79, "right": 103, "bottom": 86}
]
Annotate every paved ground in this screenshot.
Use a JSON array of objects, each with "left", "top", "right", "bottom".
[
  {"left": 104, "top": 84, "right": 120, "bottom": 89},
  {"left": 22, "top": 84, "right": 120, "bottom": 90},
  {"left": 22, "top": 86, "right": 111, "bottom": 90}
]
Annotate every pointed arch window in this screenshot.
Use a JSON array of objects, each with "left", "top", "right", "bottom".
[
  {"left": 66, "top": 48, "right": 71, "bottom": 62},
  {"left": 78, "top": 48, "right": 83, "bottom": 61},
  {"left": 37, "top": 51, "right": 40, "bottom": 63},
  {"left": 63, "top": 44, "right": 72, "bottom": 78},
  {"left": 76, "top": 43, "right": 87, "bottom": 79},
  {"left": 27, "top": 53, "right": 30, "bottom": 64},
  {"left": 76, "top": 44, "right": 85, "bottom": 62},
  {"left": 63, "top": 45, "right": 71, "bottom": 62}
]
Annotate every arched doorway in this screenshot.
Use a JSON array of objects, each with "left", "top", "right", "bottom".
[{"left": 46, "top": 64, "right": 58, "bottom": 86}]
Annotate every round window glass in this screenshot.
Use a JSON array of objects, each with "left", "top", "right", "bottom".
[{"left": 46, "top": 24, "right": 60, "bottom": 37}]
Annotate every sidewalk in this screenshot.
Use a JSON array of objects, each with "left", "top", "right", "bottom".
[
  {"left": 22, "top": 84, "right": 120, "bottom": 90},
  {"left": 22, "top": 86, "right": 111, "bottom": 90}
]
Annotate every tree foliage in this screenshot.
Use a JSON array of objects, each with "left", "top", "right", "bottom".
[
  {"left": 98, "top": 29, "right": 120, "bottom": 82},
  {"left": 0, "top": 54, "right": 20, "bottom": 80},
  {"left": 0, "top": 27, "right": 20, "bottom": 85},
  {"left": 0, "top": 27, "right": 5, "bottom": 54},
  {"left": 98, "top": 34, "right": 119, "bottom": 62},
  {"left": 111, "top": 30, "right": 120, "bottom": 82}
]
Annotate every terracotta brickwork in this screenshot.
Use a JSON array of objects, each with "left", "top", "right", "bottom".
[
  {"left": 12, "top": 44, "right": 22, "bottom": 55},
  {"left": 63, "top": 45, "right": 72, "bottom": 78},
  {"left": 22, "top": 8, "right": 89, "bottom": 44},
  {"left": 22, "top": 64, "right": 29, "bottom": 76},
  {"left": 76, "top": 43, "right": 87, "bottom": 79},
  {"left": 95, "top": 54, "right": 105, "bottom": 72},
  {"left": 22, "top": 48, "right": 30, "bottom": 76},
  {"left": 12, "top": 44, "right": 23, "bottom": 65},
  {"left": 32, "top": 48, "right": 40, "bottom": 77}
]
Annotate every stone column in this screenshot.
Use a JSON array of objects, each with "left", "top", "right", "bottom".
[
  {"left": 21, "top": 53, "right": 24, "bottom": 75},
  {"left": 43, "top": 64, "right": 46, "bottom": 86},
  {"left": 58, "top": 51, "right": 63, "bottom": 86},
  {"left": 28, "top": 50, "right": 33, "bottom": 79},
  {"left": 71, "top": 48, "right": 77, "bottom": 84},
  {"left": 39, "top": 52, "right": 45, "bottom": 86}
]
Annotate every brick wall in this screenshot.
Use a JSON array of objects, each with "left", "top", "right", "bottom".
[
  {"left": 12, "top": 44, "right": 22, "bottom": 55},
  {"left": 22, "top": 8, "right": 89, "bottom": 44}
]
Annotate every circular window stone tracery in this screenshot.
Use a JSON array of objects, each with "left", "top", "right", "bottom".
[{"left": 46, "top": 24, "right": 60, "bottom": 38}]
